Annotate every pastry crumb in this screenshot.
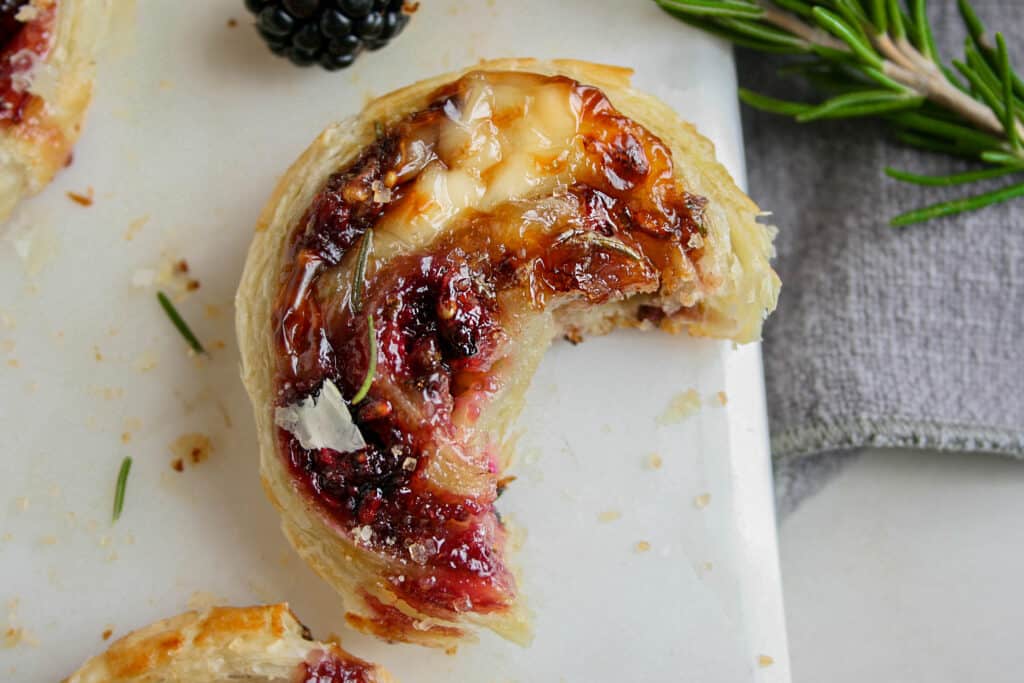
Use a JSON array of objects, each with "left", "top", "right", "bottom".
[
  {"left": 758, "top": 654, "right": 774, "bottom": 668},
  {"left": 93, "top": 346, "right": 103, "bottom": 361},
  {"left": 133, "top": 350, "right": 158, "bottom": 373},
  {"left": 121, "top": 432, "right": 131, "bottom": 444},
  {"left": 634, "top": 540, "right": 651, "bottom": 553},
  {"left": 66, "top": 187, "right": 94, "bottom": 206},
  {"left": 693, "top": 493, "right": 711, "bottom": 509},
  {"left": 171, "top": 458, "right": 184, "bottom": 472},
  {"left": 226, "top": 17, "right": 237, "bottom": 27},
  {"left": 123, "top": 214, "right": 149, "bottom": 241},
  {"left": 101, "top": 627, "right": 113, "bottom": 641},
  {"left": 597, "top": 509, "right": 621, "bottom": 523},
  {"left": 716, "top": 390, "right": 728, "bottom": 406},
  {"left": 7, "top": 359, "right": 19, "bottom": 368},
  {"left": 656, "top": 389, "right": 701, "bottom": 426},
  {"left": 39, "top": 536, "right": 57, "bottom": 546},
  {"left": 646, "top": 453, "right": 663, "bottom": 470},
  {"left": 169, "top": 433, "right": 213, "bottom": 467}
]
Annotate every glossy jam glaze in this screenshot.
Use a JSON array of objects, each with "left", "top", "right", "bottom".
[
  {"left": 299, "top": 650, "right": 376, "bottom": 683},
  {"left": 272, "top": 71, "right": 706, "bottom": 623},
  {"left": 0, "top": 0, "right": 56, "bottom": 127}
]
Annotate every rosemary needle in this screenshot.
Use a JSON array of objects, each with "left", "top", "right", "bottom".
[
  {"left": 112, "top": 456, "right": 132, "bottom": 523},
  {"left": 157, "top": 291, "right": 205, "bottom": 354},
  {"left": 891, "top": 179, "right": 1024, "bottom": 227},
  {"left": 351, "top": 229, "right": 374, "bottom": 313},
  {"left": 351, "top": 314, "right": 377, "bottom": 404}
]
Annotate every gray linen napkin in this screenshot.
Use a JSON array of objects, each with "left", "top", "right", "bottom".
[{"left": 736, "top": 0, "right": 1024, "bottom": 517}]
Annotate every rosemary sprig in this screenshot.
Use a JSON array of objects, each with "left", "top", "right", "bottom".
[
  {"left": 351, "top": 229, "right": 373, "bottom": 313},
  {"left": 157, "top": 291, "right": 205, "bottom": 354},
  {"left": 112, "top": 456, "right": 132, "bottom": 523},
  {"left": 350, "top": 314, "right": 377, "bottom": 404},
  {"left": 656, "top": 0, "right": 1024, "bottom": 226}
]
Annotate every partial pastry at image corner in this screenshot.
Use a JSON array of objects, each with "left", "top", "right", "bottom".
[
  {"left": 0, "top": 0, "right": 112, "bottom": 223},
  {"left": 236, "top": 57, "right": 780, "bottom": 650},
  {"left": 63, "top": 603, "right": 393, "bottom": 683}
]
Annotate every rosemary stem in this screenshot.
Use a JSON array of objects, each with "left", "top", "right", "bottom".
[
  {"left": 756, "top": 1, "right": 1011, "bottom": 137},
  {"left": 758, "top": 2, "right": 846, "bottom": 51}
]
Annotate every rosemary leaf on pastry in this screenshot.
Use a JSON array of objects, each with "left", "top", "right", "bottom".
[
  {"left": 351, "top": 229, "right": 374, "bottom": 313},
  {"left": 350, "top": 314, "right": 377, "bottom": 404},
  {"left": 157, "top": 291, "right": 205, "bottom": 354}
]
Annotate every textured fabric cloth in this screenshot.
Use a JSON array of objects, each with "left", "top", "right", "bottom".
[{"left": 736, "top": 0, "right": 1024, "bottom": 517}]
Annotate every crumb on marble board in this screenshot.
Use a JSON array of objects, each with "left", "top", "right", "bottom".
[{"left": 656, "top": 388, "right": 702, "bottom": 426}]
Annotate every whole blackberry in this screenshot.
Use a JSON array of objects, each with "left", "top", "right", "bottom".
[{"left": 245, "top": 0, "right": 413, "bottom": 71}]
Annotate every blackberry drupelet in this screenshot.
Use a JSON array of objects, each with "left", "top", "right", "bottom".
[{"left": 245, "top": 0, "right": 413, "bottom": 71}]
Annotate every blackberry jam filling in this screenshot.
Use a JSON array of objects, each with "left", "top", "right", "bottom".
[
  {"left": 272, "top": 70, "right": 706, "bottom": 623},
  {"left": 299, "top": 652, "right": 376, "bottom": 683},
  {"left": 0, "top": 0, "right": 55, "bottom": 126}
]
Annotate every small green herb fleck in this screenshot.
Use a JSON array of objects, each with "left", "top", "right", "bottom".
[
  {"left": 351, "top": 230, "right": 374, "bottom": 313},
  {"left": 157, "top": 291, "right": 205, "bottom": 354},
  {"left": 112, "top": 456, "right": 132, "bottom": 523},
  {"left": 351, "top": 314, "right": 377, "bottom": 404}
]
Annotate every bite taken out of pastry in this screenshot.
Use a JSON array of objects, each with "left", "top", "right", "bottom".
[
  {"left": 236, "top": 58, "right": 780, "bottom": 649},
  {"left": 64, "top": 603, "right": 392, "bottom": 683},
  {"left": 0, "top": 0, "right": 111, "bottom": 222}
]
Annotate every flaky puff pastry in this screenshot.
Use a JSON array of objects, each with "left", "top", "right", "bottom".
[
  {"left": 237, "top": 58, "right": 780, "bottom": 649},
  {"left": 65, "top": 604, "right": 392, "bottom": 683},
  {"left": 0, "top": 0, "right": 112, "bottom": 222}
]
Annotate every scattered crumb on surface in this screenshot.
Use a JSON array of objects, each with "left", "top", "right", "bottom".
[
  {"left": 599, "top": 423, "right": 611, "bottom": 434},
  {"left": 1, "top": 340, "right": 13, "bottom": 353},
  {"left": 132, "top": 352, "right": 157, "bottom": 374},
  {"left": 204, "top": 304, "right": 222, "bottom": 319},
  {"left": 47, "top": 484, "right": 60, "bottom": 498},
  {"left": 634, "top": 541, "right": 651, "bottom": 553},
  {"left": 7, "top": 359, "right": 19, "bottom": 368},
  {"left": 226, "top": 17, "right": 237, "bottom": 27},
  {"left": 656, "top": 389, "right": 702, "bottom": 426},
  {"left": 66, "top": 188, "right": 94, "bottom": 206},
  {"left": 1, "top": 533, "right": 12, "bottom": 541},
  {"left": 93, "top": 346, "right": 103, "bottom": 361},
  {"left": 646, "top": 453, "right": 663, "bottom": 470},
  {"left": 121, "top": 432, "right": 131, "bottom": 444},
  {"left": 758, "top": 654, "right": 774, "bottom": 668},
  {"left": 694, "top": 493, "right": 711, "bottom": 510},
  {"left": 101, "top": 627, "right": 113, "bottom": 641},
  {"left": 39, "top": 536, "right": 57, "bottom": 546},
  {"left": 171, "top": 458, "right": 184, "bottom": 472},
  {"left": 169, "top": 433, "right": 213, "bottom": 468},
  {"left": 14, "top": 497, "right": 28, "bottom": 512},
  {"left": 122, "top": 215, "right": 149, "bottom": 241},
  {"left": 597, "top": 509, "right": 621, "bottom": 523},
  {"left": 24, "top": 381, "right": 37, "bottom": 394},
  {"left": 133, "top": 350, "right": 158, "bottom": 373},
  {"left": 212, "top": 339, "right": 225, "bottom": 350},
  {"left": 159, "top": 79, "right": 174, "bottom": 90},
  {"left": 716, "top": 390, "right": 728, "bottom": 406}
]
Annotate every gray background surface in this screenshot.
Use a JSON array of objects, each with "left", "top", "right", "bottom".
[{"left": 736, "top": 0, "right": 1024, "bottom": 515}]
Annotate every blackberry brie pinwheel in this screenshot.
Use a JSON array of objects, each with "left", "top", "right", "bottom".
[{"left": 236, "top": 58, "right": 780, "bottom": 648}]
